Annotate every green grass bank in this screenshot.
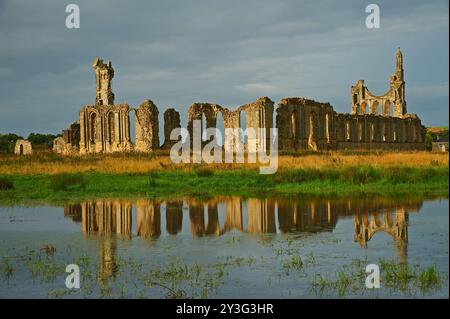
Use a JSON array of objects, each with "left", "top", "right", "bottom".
[{"left": 0, "top": 165, "right": 448, "bottom": 204}]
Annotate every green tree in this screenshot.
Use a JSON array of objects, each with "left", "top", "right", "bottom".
[
  {"left": 27, "top": 133, "right": 59, "bottom": 150},
  {"left": 0, "top": 133, "right": 23, "bottom": 153}
]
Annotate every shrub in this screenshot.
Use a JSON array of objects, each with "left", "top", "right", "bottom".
[
  {"left": 49, "top": 173, "right": 86, "bottom": 191},
  {"left": 0, "top": 177, "right": 14, "bottom": 190}
]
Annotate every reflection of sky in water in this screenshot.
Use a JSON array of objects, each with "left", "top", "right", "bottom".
[{"left": 0, "top": 197, "right": 448, "bottom": 298}]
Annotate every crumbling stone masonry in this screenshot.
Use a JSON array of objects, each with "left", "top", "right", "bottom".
[
  {"left": 79, "top": 103, "right": 133, "bottom": 154},
  {"left": 134, "top": 100, "right": 159, "bottom": 152},
  {"left": 276, "top": 48, "right": 425, "bottom": 151},
  {"left": 53, "top": 123, "right": 80, "bottom": 155},
  {"left": 93, "top": 58, "right": 115, "bottom": 106},
  {"left": 276, "top": 99, "right": 424, "bottom": 151},
  {"left": 62, "top": 58, "right": 160, "bottom": 154},
  {"left": 351, "top": 48, "right": 406, "bottom": 117},
  {"left": 162, "top": 108, "right": 181, "bottom": 149},
  {"left": 55, "top": 48, "right": 425, "bottom": 154},
  {"left": 14, "top": 139, "right": 33, "bottom": 155},
  {"left": 187, "top": 97, "right": 274, "bottom": 153}
]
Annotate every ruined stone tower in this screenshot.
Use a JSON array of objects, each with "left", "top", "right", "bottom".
[
  {"left": 351, "top": 48, "right": 407, "bottom": 118},
  {"left": 391, "top": 47, "right": 407, "bottom": 117},
  {"left": 93, "top": 58, "right": 115, "bottom": 106}
]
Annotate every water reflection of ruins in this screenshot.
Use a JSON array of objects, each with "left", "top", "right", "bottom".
[
  {"left": 64, "top": 197, "right": 422, "bottom": 278},
  {"left": 64, "top": 197, "right": 422, "bottom": 242}
]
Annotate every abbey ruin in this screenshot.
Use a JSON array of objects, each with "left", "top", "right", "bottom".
[{"left": 54, "top": 48, "right": 426, "bottom": 155}]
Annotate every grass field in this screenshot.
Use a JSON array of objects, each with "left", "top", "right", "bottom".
[
  {"left": 0, "top": 150, "right": 448, "bottom": 175},
  {"left": 0, "top": 151, "right": 448, "bottom": 203}
]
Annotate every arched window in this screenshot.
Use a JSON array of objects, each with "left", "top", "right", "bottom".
[
  {"left": 346, "top": 121, "right": 351, "bottom": 141},
  {"left": 371, "top": 101, "right": 379, "bottom": 115},
  {"left": 358, "top": 122, "right": 363, "bottom": 141},
  {"left": 308, "top": 111, "right": 318, "bottom": 150},
  {"left": 291, "top": 110, "right": 298, "bottom": 139},
  {"left": 370, "top": 122, "right": 375, "bottom": 142},
  {"left": 325, "top": 113, "right": 331, "bottom": 143},
  {"left": 239, "top": 110, "right": 247, "bottom": 145},
  {"left": 90, "top": 113, "right": 97, "bottom": 143},
  {"left": 383, "top": 101, "right": 391, "bottom": 116},
  {"left": 108, "top": 112, "right": 115, "bottom": 143},
  {"left": 360, "top": 102, "right": 367, "bottom": 114}
]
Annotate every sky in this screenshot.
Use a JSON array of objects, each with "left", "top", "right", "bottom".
[{"left": 0, "top": 0, "right": 448, "bottom": 139}]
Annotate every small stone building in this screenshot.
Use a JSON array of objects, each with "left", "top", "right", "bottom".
[
  {"left": 14, "top": 139, "right": 33, "bottom": 155},
  {"left": 432, "top": 137, "right": 449, "bottom": 152}
]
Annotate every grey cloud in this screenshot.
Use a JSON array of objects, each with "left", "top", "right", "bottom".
[{"left": 0, "top": 0, "right": 448, "bottom": 138}]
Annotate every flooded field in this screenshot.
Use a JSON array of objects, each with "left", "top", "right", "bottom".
[{"left": 0, "top": 196, "right": 448, "bottom": 298}]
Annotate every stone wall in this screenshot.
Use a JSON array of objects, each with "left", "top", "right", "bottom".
[
  {"left": 79, "top": 103, "right": 133, "bottom": 154},
  {"left": 162, "top": 108, "right": 181, "bottom": 149},
  {"left": 276, "top": 98, "right": 425, "bottom": 151},
  {"left": 276, "top": 98, "right": 335, "bottom": 151},
  {"left": 54, "top": 122, "right": 80, "bottom": 154},
  {"left": 187, "top": 96, "right": 274, "bottom": 153},
  {"left": 14, "top": 139, "right": 33, "bottom": 155},
  {"left": 135, "top": 100, "right": 159, "bottom": 152}
]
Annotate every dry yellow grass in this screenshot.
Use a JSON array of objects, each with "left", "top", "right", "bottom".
[{"left": 0, "top": 151, "right": 447, "bottom": 175}]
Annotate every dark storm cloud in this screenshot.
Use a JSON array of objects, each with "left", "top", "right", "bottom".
[{"left": 0, "top": 0, "right": 448, "bottom": 137}]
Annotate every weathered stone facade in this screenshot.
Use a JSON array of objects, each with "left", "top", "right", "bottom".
[
  {"left": 14, "top": 139, "right": 33, "bottom": 155},
  {"left": 276, "top": 98, "right": 425, "bottom": 151},
  {"left": 351, "top": 48, "right": 406, "bottom": 118},
  {"left": 276, "top": 48, "right": 425, "bottom": 151},
  {"left": 162, "top": 108, "right": 181, "bottom": 149},
  {"left": 53, "top": 123, "right": 80, "bottom": 154},
  {"left": 187, "top": 96, "right": 274, "bottom": 153},
  {"left": 56, "top": 49, "right": 425, "bottom": 154}
]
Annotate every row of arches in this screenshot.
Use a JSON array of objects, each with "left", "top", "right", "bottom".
[
  {"left": 80, "top": 101, "right": 159, "bottom": 153},
  {"left": 187, "top": 97, "right": 274, "bottom": 154},
  {"left": 358, "top": 100, "right": 392, "bottom": 116},
  {"left": 277, "top": 98, "right": 424, "bottom": 151},
  {"left": 335, "top": 117, "right": 423, "bottom": 144},
  {"left": 281, "top": 105, "right": 333, "bottom": 151}
]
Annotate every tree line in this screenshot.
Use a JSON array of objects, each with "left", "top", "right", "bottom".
[{"left": 0, "top": 133, "right": 59, "bottom": 153}]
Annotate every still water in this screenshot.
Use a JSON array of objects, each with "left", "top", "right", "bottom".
[{"left": 0, "top": 196, "right": 448, "bottom": 298}]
